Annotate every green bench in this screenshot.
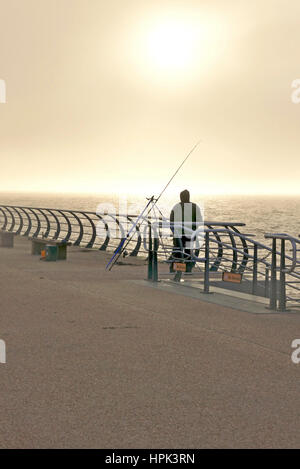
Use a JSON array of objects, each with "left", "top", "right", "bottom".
[{"left": 30, "top": 238, "right": 71, "bottom": 260}]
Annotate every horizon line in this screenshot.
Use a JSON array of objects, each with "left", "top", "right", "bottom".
[{"left": 1, "top": 190, "right": 300, "bottom": 197}]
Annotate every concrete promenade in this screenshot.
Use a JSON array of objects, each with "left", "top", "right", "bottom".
[{"left": 0, "top": 236, "right": 300, "bottom": 448}]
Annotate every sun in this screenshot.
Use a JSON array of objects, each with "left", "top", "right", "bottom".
[
  {"left": 129, "top": 11, "right": 214, "bottom": 83},
  {"left": 121, "top": 9, "right": 227, "bottom": 86},
  {"left": 145, "top": 19, "right": 197, "bottom": 72}
]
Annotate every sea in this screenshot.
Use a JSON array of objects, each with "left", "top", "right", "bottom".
[{"left": 0, "top": 192, "right": 299, "bottom": 244}]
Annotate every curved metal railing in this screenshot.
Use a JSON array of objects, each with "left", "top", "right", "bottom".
[
  {"left": 2, "top": 204, "right": 300, "bottom": 310},
  {"left": 0, "top": 205, "right": 248, "bottom": 267},
  {"left": 146, "top": 222, "right": 300, "bottom": 311}
]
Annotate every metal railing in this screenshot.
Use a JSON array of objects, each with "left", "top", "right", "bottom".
[
  {"left": 264, "top": 233, "right": 300, "bottom": 311},
  {"left": 145, "top": 223, "right": 300, "bottom": 312},
  {"left": 2, "top": 204, "right": 300, "bottom": 311},
  {"left": 0, "top": 204, "right": 247, "bottom": 261}
]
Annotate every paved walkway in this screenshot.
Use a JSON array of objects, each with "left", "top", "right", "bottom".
[{"left": 0, "top": 236, "right": 299, "bottom": 448}]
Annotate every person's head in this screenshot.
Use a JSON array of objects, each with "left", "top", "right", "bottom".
[{"left": 180, "top": 190, "right": 190, "bottom": 203}]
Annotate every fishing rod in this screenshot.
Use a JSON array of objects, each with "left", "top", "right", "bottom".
[
  {"left": 105, "top": 141, "right": 201, "bottom": 271},
  {"left": 156, "top": 140, "right": 201, "bottom": 204},
  {"left": 105, "top": 195, "right": 156, "bottom": 271}
]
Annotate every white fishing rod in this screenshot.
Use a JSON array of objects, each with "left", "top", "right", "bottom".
[
  {"left": 155, "top": 140, "right": 201, "bottom": 204},
  {"left": 105, "top": 141, "right": 201, "bottom": 271}
]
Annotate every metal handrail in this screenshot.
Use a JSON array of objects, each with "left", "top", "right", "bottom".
[
  {"left": 146, "top": 222, "right": 300, "bottom": 311},
  {"left": 0, "top": 205, "right": 248, "bottom": 261},
  {"left": 264, "top": 233, "right": 300, "bottom": 274},
  {"left": 2, "top": 203, "right": 300, "bottom": 311}
]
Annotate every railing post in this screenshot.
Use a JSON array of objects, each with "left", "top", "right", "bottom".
[
  {"left": 147, "top": 225, "right": 153, "bottom": 281},
  {"left": 204, "top": 231, "right": 210, "bottom": 293},
  {"left": 269, "top": 238, "right": 277, "bottom": 310},
  {"left": 152, "top": 236, "right": 159, "bottom": 282},
  {"left": 252, "top": 244, "right": 258, "bottom": 295},
  {"left": 265, "top": 268, "right": 269, "bottom": 298},
  {"left": 278, "top": 238, "right": 287, "bottom": 312}
]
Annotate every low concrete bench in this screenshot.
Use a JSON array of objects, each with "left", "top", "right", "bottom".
[
  {"left": 0, "top": 230, "right": 15, "bottom": 248},
  {"left": 30, "top": 238, "right": 72, "bottom": 260}
]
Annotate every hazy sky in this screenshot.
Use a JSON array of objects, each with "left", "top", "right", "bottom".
[{"left": 1, "top": 0, "right": 300, "bottom": 195}]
